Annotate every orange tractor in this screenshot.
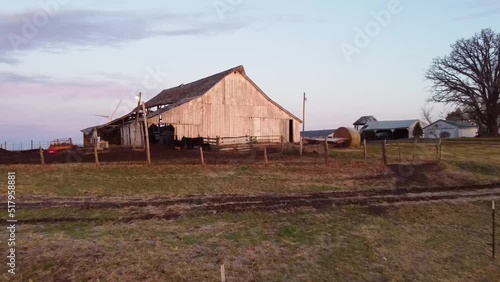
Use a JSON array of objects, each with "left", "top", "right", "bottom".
[{"left": 47, "top": 138, "right": 78, "bottom": 154}]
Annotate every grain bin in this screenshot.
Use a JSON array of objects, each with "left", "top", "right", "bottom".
[{"left": 333, "top": 127, "right": 361, "bottom": 148}]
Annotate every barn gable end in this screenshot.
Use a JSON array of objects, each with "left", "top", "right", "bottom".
[{"left": 146, "top": 66, "right": 301, "bottom": 142}]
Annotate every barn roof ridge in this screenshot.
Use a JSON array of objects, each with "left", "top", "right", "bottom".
[
  {"left": 353, "top": 115, "right": 377, "bottom": 125},
  {"left": 146, "top": 65, "right": 302, "bottom": 122},
  {"left": 362, "top": 119, "right": 420, "bottom": 131},
  {"left": 145, "top": 65, "right": 245, "bottom": 109}
]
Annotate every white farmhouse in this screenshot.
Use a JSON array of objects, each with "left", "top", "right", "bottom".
[{"left": 423, "top": 120, "right": 478, "bottom": 139}]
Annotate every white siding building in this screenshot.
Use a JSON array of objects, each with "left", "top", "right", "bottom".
[{"left": 423, "top": 120, "right": 478, "bottom": 139}]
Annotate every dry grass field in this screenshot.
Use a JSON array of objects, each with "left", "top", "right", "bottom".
[{"left": 0, "top": 141, "right": 499, "bottom": 281}]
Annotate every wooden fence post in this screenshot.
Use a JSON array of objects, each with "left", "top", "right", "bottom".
[
  {"left": 264, "top": 146, "right": 268, "bottom": 164},
  {"left": 397, "top": 141, "right": 401, "bottom": 161},
  {"left": 141, "top": 102, "right": 151, "bottom": 166},
  {"left": 94, "top": 143, "right": 99, "bottom": 165},
  {"left": 221, "top": 264, "right": 226, "bottom": 282},
  {"left": 382, "top": 140, "right": 387, "bottom": 165},
  {"left": 411, "top": 138, "right": 417, "bottom": 163},
  {"left": 248, "top": 135, "right": 253, "bottom": 153},
  {"left": 437, "top": 139, "right": 442, "bottom": 163},
  {"left": 31, "top": 140, "right": 34, "bottom": 150},
  {"left": 216, "top": 136, "right": 220, "bottom": 152},
  {"left": 39, "top": 146, "right": 45, "bottom": 165},
  {"left": 280, "top": 135, "right": 284, "bottom": 155},
  {"left": 200, "top": 147, "right": 205, "bottom": 166},
  {"left": 324, "top": 137, "right": 329, "bottom": 165},
  {"left": 493, "top": 200, "right": 496, "bottom": 260},
  {"left": 363, "top": 139, "right": 367, "bottom": 160},
  {"left": 435, "top": 140, "right": 440, "bottom": 163}
]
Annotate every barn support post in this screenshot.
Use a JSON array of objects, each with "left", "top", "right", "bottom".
[
  {"left": 324, "top": 137, "right": 329, "bottom": 165},
  {"left": 300, "top": 92, "right": 306, "bottom": 157},
  {"left": 39, "top": 146, "right": 45, "bottom": 165},
  {"left": 264, "top": 146, "right": 268, "bottom": 164},
  {"left": 382, "top": 140, "right": 388, "bottom": 165},
  {"left": 141, "top": 102, "right": 151, "bottom": 166},
  {"left": 133, "top": 92, "right": 142, "bottom": 150},
  {"left": 199, "top": 147, "right": 205, "bottom": 166},
  {"left": 363, "top": 139, "right": 367, "bottom": 161}
]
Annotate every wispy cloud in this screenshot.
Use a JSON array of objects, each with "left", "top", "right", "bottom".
[
  {"left": 0, "top": 70, "right": 131, "bottom": 88},
  {"left": 0, "top": 9, "right": 247, "bottom": 64},
  {"left": 455, "top": 0, "right": 500, "bottom": 20}
]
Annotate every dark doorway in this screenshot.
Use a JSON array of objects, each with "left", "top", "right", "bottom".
[
  {"left": 149, "top": 124, "right": 175, "bottom": 146},
  {"left": 289, "top": 120, "right": 294, "bottom": 143}
]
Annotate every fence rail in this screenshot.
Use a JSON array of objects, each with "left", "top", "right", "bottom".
[
  {"left": 368, "top": 138, "right": 500, "bottom": 145},
  {"left": 203, "top": 135, "right": 283, "bottom": 152}
]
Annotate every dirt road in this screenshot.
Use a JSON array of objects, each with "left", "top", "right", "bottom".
[{"left": 10, "top": 183, "right": 500, "bottom": 223}]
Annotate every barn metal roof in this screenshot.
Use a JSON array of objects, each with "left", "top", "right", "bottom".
[
  {"left": 423, "top": 119, "right": 477, "bottom": 129},
  {"left": 301, "top": 129, "right": 336, "bottom": 138},
  {"left": 353, "top": 115, "right": 377, "bottom": 125},
  {"left": 145, "top": 66, "right": 244, "bottom": 109},
  {"left": 362, "top": 120, "right": 420, "bottom": 131}
]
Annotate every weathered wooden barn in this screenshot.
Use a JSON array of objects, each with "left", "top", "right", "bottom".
[
  {"left": 82, "top": 65, "right": 302, "bottom": 147},
  {"left": 423, "top": 120, "right": 477, "bottom": 138}
]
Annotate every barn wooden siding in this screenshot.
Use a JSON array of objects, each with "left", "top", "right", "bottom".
[
  {"left": 147, "top": 72, "right": 301, "bottom": 142},
  {"left": 121, "top": 122, "right": 144, "bottom": 147}
]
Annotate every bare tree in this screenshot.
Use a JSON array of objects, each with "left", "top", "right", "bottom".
[
  {"left": 426, "top": 28, "right": 500, "bottom": 136},
  {"left": 421, "top": 104, "right": 435, "bottom": 125}
]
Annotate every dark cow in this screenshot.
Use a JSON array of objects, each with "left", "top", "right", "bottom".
[
  {"left": 181, "top": 137, "right": 204, "bottom": 149},
  {"left": 173, "top": 137, "right": 210, "bottom": 150}
]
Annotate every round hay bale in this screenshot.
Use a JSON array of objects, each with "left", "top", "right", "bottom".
[{"left": 333, "top": 127, "right": 361, "bottom": 148}]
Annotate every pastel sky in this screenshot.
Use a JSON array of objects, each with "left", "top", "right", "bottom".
[{"left": 0, "top": 0, "right": 499, "bottom": 147}]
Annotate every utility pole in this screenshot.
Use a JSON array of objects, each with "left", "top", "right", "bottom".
[
  {"left": 300, "top": 92, "right": 306, "bottom": 156},
  {"left": 141, "top": 102, "right": 151, "bottom": 165},
  {"left": 133, "top": 92, "right": 142, "bottom": 149}
]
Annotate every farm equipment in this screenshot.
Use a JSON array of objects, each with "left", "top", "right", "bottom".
[{"left": 47, "top": 138, "right": 77, "bottom": 154}]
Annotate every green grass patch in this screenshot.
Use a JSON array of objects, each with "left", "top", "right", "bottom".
[{"left": 5, "top": 203, "right": 499, "bottom": 281}]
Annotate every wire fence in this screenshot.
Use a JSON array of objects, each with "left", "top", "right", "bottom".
[{"left": 0, "top": 141, "right": 84, "bottom": 151}]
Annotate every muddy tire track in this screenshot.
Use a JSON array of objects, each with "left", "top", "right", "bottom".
[
  {"left": 11, "top": 183, "right": 500, "bottom": 210},
  {"left": 11, "top": 184, "right": 500, "bottom": 224}
]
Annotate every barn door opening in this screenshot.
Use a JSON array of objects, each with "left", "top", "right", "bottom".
[{"left": 289, "top": 120, "right": 294, "bottom": 143}]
